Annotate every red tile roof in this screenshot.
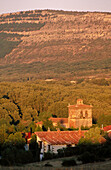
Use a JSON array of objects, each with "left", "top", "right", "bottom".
[
  {"left": 36, "top": 118, "right": 68, "bottom": 126},
  {"left": 103, "top": 125, "right": 111, "bottom": 132},
  {"left": 77, "top": 99, "right": 83, "bottom": 101},
  {"left": 36, "top": 121, "right": 43, "bottom": 125},
  {"left": 35, "top": 130, "right": 86, "bottom": 145},
  {"left": 68, "top": 104, "right": 92, "bottom": 109},
  {"left": 49, "top": 117, "right": 68, "bottom": 123}
]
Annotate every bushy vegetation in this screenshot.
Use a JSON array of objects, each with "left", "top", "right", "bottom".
[
  {"left": 0, "top": 133, "right": 40, "bottom": 166},
  {"left": 62, "top": 158, "right": 77, "bottom": 167},
  {"left": 0, "top": 32, "right": 22, "bottom": 58},
  {"left": 0, "top": 38, "right": 111, "bottom": 80},
  {"left": 0, "top": 148, "right": 34, "bottom": 166},
  {"left": 44, "top": 162, "right": 53, "bottom": 167},
  {"left": 43, "top": 152, "right": 57, "bottom": 160},
  {"left": 77, "top": 140, "right": 111, "bottom": 164},
  {"left": 0, "top": 22, "right": 45, "bottom": 32},
  {"left": 79, "top": 127, "right": 104, "bottom": 144},
  {"left": 0, "top": 55, "right": 111, "bottom": 81},
  {"left": 78, "top": 151, "right": 104, "bottom": 164}
]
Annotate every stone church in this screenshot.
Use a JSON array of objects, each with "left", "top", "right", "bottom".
[
  {"left": 36, "top": 99, "right": 92, "bottom": 129},
  {"left": 68, "top": 99, "right": 92, "bottom": 128}
]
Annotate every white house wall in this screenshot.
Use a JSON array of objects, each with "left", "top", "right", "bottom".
[
  {"left": 49, "top": 144, "right": 67, "bottom": 154},
  {"left": 44, "top": 143, "right": 75, "bottom": 154}
]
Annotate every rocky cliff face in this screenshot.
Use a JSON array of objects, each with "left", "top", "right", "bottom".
[{"left": 0, "top": 10, "right": 111, "bottom": 80}]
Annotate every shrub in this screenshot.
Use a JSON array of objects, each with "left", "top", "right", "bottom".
[
  {"left": 78, "top": 152, "right": 96, "bottom": 164},
  {"left": 1, "top": 147, "right": 16, "bottom": 165},
  {"left": 98, "top": 146, "right": 111, "bottom": 158},
  {"left": 44, "top": 162, "right": 53, "bottom": 167},
  {"left": 16, "top": 150, "right": 33, "bottom": 164},
  {"left": 0, "top": 158, "right": 11, "bottom": 166},
  {"left": 62, "top": 158, "right": 77, "bottom": 167},
  {"left": 0, "top": 147, "right": 34, "bottom": 165},
  {"left": 44, "top": 152, "right": 54, "bottom": 160},
  {"left": 57, "top": 149, "right": 64, "bottom": 157}
]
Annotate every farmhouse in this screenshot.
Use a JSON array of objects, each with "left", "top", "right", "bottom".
[
  {"left": 35, "top": 130, "right": 86, "bottom": 155},
  {"left": 36, "top": 99, "right": 92, "bottom": 129}
]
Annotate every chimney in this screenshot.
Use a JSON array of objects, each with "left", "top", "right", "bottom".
[
  {"left": 57, "top": 128, "right": 60, "bottom": 132},
  {"left": 48, "top": 127, "right": 50, "bottom": 132},
  {"left": 78, "top": 126, "right": 82, "bottom": 136}
]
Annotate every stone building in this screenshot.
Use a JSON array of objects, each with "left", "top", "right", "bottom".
[
  {"left": 36, "top": 99, "right": 92, "bottom": 129},
  {"left": 68, "top": 99, "right": 92, "bottom": 128}
]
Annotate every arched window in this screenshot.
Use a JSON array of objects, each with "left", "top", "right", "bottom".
[
  {"left": 85, "top": 111, "right": 88, "bottom": 118},
  {"left": 80, "top": 111, "right": 83, "bottom": 118}
]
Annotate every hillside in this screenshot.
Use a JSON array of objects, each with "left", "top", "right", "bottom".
[{"left": 0, "top": 10, "right": 111, "bottom": 81}]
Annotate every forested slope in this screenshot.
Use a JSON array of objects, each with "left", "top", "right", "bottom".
[
  {"left": 0, "top": 10, "right": 111, "bottom": 80},
  {"left": 0, "top": 80, "right": 111, "bottom": 133}
]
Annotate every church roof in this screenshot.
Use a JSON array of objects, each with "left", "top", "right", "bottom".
[
  {"left": 35, "top": 130, "right": 86, "bottom": 145},
  {"left": 68, "top": 104, "right": 92, "bottom": 108},
  {"left": 36, "top": 118, "right": 68, "bottom": 126},
  {"left": 77, "top": 99, "right": 83, "bottom": 101},
  {"left": 49, "top": 117, "right": 68, "bottom": 123},
  {"left": 68, "top": 99, "right": 92, "bottom": 109}
]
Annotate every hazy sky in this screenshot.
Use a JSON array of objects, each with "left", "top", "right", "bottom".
[{"left": 0, "top": 0, "right": 111, "bottom": 14}]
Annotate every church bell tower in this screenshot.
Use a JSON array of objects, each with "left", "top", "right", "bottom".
[{"left": 68, "top": 99, "right": 92, "bottom": 128}]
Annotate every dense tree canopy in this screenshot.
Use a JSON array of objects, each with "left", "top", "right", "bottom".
[{"left": 0, "top": 79, "right": 111, "bottom": 136}]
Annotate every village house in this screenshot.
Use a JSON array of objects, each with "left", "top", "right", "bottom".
[
  {"left": 34, "top": 129, "right": 87, "bottom": 156},
  {"left": 34, "top": 99, "right": 93, "bottom": 159},
  {"left": 103, "top": 125, "right": 111, "bottom": 139},
  {"left": 36, "top": 99, "right": 92, "bottom": 129}
]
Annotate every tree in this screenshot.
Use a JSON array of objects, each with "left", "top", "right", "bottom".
[
  {"left": 4, "top": 132, "right": 25, "bottom": 148},
  {"left": 79, "top": 127, "right": 104, "bottom": 144},
  {"left": 0, "top": 125, "right": 8, "bottom": 145},
  {"left": 91, "top": 79, "right": 109, "bottom": 86},
  {"left": 42, "top": 119, "right": 56, "bottom": 131},
  {"left": 29, "top": 135, "right": 40, "bottom": 161},
  {"left": 97, "top": 114, "right": 111, "bottom": 127},
  {"left": 1, "top": 147, "right": 34, "bottom": 165},
  {"left": 38, "top": 111, "right": 51, "bottom": 121},
  {"left": 35, "top": 125, "right": 43, "bottom": 131},
  {"left": 7, "top": 125, "right": 16, "bottom": 134},
  {"left": 48, "top": 102, "right": 68, "bottom": 118},
  {"left": 16, "top": 121, "right": 26, "bottom": 132},
  {"left": 27, "top": 122, "right": 36, "bottom": 133}
]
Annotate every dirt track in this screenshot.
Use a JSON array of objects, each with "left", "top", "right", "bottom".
[{"left": 1, "top": 157, "right": 111, "bottom": 170}]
